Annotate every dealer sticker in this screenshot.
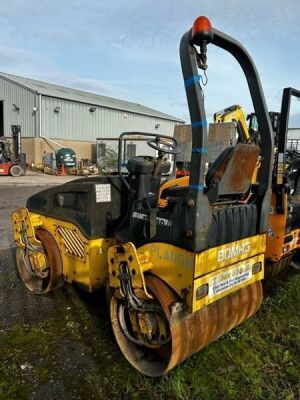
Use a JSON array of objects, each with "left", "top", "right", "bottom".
[
  {"left": 95, "top": 184, "right": 111, "bottom": 203},
  {"left": 208, "top": 263, "right": 252, "bottom": 297}
]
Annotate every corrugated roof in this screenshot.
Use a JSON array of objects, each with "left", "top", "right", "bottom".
[{"left": 0, "top": 72, "right": 183, "bottom": 122}]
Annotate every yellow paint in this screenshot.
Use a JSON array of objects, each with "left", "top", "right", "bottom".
[
  {"left": 266, "top": 193, "right": 288, "bottom": 261},
  {"left": 214, "top": 104, "right": 251, "bottom": 143},
  {"left": 138, "top": 237, "right": 265, "bottom": 312},
  {"left": 195, "top": 234, "right": 266, "bottom": 277},
  {"left": 192, "top": 254, "right": 264, "bottom": 312},
  {"left": 138, "top": 242, "right": 195, "bottom": 305},
  {"left": 12, "top": 208, "right": 114, "bottom": 292},
  {"left": 108, "top": 242, "right": 153, "bottom": 299},
  {"left": 13, "top": 209, "right": 266, "bottom": 314},
  {"left": 30, "top": 250, "right": 48, "bottom": 272},
  {"left": 158, "top": 176, "right": 189, "bottom": 208},
  {"left": 12, "top": 207, "right": 42, "bottom": 248},
  {"left": 277, "top": 163, "right": 284, "bottom": 174}
]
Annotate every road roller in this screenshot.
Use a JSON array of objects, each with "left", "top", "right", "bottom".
[{"left": 12, "top": 16, "right": 275, "bottom": 376}]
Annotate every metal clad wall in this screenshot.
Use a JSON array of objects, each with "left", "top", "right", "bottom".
[
  {"left": 288, "top": 129, "right": 300, "bottom": 140},
  {"left": 42, "top": 96, "right": 177, "bottom": 141},
  {"left": 0, "top": 78, "right": 36, "bottom": 137}
]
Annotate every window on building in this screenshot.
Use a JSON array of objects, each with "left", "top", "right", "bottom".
[
  {"left": 98, "top": 143, "right": 106, "bottom": 157},
  {"left": 97, "top": 142, "right": 107, "bottom": 169},
  {"left": 127, "top": 143, "right": 136, "bottom": 159}
]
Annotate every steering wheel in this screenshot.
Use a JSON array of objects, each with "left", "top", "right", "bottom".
[{"left": 147, "top": 137, "right": 179, "bottom": 155}]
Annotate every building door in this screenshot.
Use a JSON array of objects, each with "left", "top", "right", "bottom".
[{"left": 126, "top": 143, "right": 136, "bottom": 160}]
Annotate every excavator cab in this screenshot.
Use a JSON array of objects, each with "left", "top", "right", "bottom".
[
  {"left": 12, "top": 16, "right": 274, "bottom": 376},
  {"left": 214, "top": 104, "right": 251, "bottom": 143}
]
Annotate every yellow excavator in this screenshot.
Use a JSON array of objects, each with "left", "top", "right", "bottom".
[
  {"left": 12, "top": 16, "right": 274, "bottom": 376},
  {"left": 214, "top": 104, "right": 251, "bottom": 142}
]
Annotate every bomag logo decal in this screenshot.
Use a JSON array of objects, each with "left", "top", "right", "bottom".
[{"left": 217, "top": 242, "right": 251, "bottom": 262}]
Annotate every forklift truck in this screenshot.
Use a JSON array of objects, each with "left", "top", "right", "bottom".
[
  {"left": 12, "top": 16, "right": 274, "bottom": 376},
  {"left": 0, "top": 137, "right": 24, "bottom": 177}
]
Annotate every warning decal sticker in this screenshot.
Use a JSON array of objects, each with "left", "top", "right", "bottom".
[{"left": 95, "top": 184, "right": 111, "bottom": 203}]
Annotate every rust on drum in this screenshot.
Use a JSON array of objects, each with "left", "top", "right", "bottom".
[{"left": 110, "top": 274, "right": 263, "bottom": 377}]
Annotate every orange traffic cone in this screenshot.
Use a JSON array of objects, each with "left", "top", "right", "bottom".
[{"left": 59, "top": 164, "right": 66, "bottom": 176}]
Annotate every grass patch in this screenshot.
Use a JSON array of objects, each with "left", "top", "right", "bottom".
[{"left": 0, "top": 270, "right": 299, "bottom": 399}]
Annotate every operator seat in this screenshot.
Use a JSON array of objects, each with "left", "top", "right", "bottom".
[
  {"left": 205, "top": 143, "right": 260, "bottom": 204},
  {"left": 205, "top": 143, "right": 260, "bottom": 248}
]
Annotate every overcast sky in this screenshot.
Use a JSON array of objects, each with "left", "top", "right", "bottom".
[{"left": 0, "top": 0, "right": 299, "bottom": 125}]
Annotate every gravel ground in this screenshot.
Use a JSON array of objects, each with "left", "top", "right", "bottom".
[
  {"left": 0, "top": 186, "right": 46, "bottom": 250},
  {"left": 0, "top": 172, "right": 80, "bottom": 250},
  {"left": 0, "top": 170, "right": 78, "bottom": 188}
]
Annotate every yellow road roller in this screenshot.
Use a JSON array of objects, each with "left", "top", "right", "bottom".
[{"left": 12, "top": 16, "right": 274, "bottom": 376}]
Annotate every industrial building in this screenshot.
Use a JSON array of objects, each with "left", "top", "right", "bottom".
[
  {"left": 287, "top": 128, "right": 300, "bottom": 150},
  {"left": 0, "top": 72, "right": 183, "bottom": 165}
]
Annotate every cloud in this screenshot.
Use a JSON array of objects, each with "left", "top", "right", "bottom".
[
  {"left": 0, "top": 0, "right": 299, "bottom": 124},
  {"left": 0, "top": 44, "right": 129, "bottom": 100}
]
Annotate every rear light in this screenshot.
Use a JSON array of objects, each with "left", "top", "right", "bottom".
[
  {"left": 196, "top": 283, "right": 209, "bottom": 300},
  {"left": 252, "top": 262, "right": 262, "bottom": 274}
]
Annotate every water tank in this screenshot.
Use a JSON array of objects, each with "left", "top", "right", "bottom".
[{"left": 55, "top": 148, "right": 76, "bottom": 168}]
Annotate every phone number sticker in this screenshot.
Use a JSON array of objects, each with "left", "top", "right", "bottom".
[{"left": 209, "top": 263, "right": 252, "bottom": 297}]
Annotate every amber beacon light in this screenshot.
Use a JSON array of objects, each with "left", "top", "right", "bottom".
[
  {"left": 191, "top": 16, "right": 213, "bottom": 70},
  {"left": 191, "top": 16, "right": 213, "bottom": 44}
]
